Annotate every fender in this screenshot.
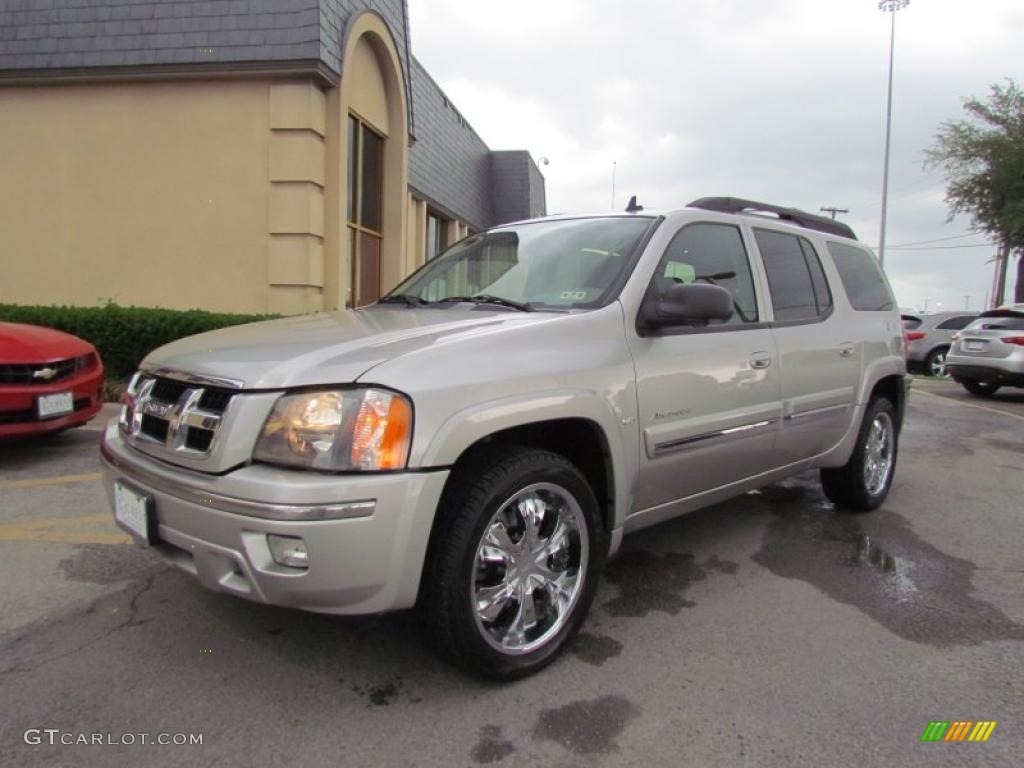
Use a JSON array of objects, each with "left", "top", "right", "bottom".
[
  {"left": 419, "top": 388, "right": 636, "bottom": 544},
  {"left": 818, "top": 356, "right": 908, "bottom": 469}
]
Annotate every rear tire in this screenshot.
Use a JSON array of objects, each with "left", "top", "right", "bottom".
[
  {"left": 962, "top": 380, "right": 1001, "bottom": 397},
  {"left": 418, "top": 445, "right": 604, "bottom": 680},
  {"left": 821, "top": 398, "right": 898, "bottom": 513}
]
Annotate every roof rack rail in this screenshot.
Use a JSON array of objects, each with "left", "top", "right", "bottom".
[{"left": 687, "top": 197, "right": 858, "bottom": 240}]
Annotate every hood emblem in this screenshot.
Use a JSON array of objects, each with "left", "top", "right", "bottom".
[{"left": 33, "top": 367, "right": 58, "bottom": 381}]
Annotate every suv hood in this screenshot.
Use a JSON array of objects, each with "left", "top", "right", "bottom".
[{"left": 142, "top": 307, "right": 556, "bottom": 389}]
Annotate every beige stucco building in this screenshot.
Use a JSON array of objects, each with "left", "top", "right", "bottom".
[{"left": 0, "top": 1, "right": 546, "bottom": 315}]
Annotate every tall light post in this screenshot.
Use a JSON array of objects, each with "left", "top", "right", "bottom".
[{"left": 877, "top": 0, "right": 909, "bottom": 270}]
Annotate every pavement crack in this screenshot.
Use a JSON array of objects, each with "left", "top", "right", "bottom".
[{"left": 0, "top": 573, "right": 158, "bottom": 677}]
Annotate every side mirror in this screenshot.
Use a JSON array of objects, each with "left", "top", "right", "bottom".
[{"left": 643, "top": 282, "right": 734, "bottom": 329}]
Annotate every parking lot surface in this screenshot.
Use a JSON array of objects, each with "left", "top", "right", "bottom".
[{"left": 1, "top": 384, "right": 1022, "bottom": 767}]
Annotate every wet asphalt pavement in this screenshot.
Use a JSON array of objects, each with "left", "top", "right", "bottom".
[{"left": 1, "top": 382, "right": 1022, "bottom": 767}]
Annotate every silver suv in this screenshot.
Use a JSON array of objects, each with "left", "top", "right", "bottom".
[
  {"left": 901, "top": 311, "right": 978, "bottom": 377},
  {"left": 945, "top": 304, "right": 1024, "bottom": 396},
  {"left": 101, "top": 198, "right": 909, "bottom": 679}
]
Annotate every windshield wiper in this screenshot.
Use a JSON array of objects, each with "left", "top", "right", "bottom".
[
  {"left": 377, "top": 294, "right": 428, "bottom": 307},
  {"left": 438, "top": 294, "right": 535, "bottom": 312}
]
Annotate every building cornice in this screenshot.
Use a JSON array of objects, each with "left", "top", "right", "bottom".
[{"left": 0, "top": 60, "right": 339, "bottom": 87}]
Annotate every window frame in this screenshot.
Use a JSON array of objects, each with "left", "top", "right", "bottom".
[
  {"left": 637, "top": 221, "right": 767, "bottom": 337},
  {"left": 347, "top": 113, "right": 385, "bottom": 308},
  {"left": 752, "top": 227, "right": 835, "bottom": 328}
]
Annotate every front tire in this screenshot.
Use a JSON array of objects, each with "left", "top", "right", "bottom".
[
  {"left": 418, "top": 446, "right": 604, "bottom": 680},
  {"left": 962, "top": 380, "right": 1001, "bottom": 397},
  {"left": 821, "top": 398, "right": 898, "bottom": 512}
]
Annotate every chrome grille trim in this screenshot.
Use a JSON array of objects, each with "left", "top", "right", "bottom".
[
  {"left": 139, "top": 364, "right": 245, "bottom": 390},
  {"left": 121, "top": 372, "right": 235, "bottom": 457}
]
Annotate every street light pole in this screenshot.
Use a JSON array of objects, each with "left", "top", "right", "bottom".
[{"left": 877, "top": 0, "right": 909, "bottom": 270}]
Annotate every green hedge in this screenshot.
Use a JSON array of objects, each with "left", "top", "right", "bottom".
[{"left": 0, "top": 303, "right": 278, "bottom": 382}]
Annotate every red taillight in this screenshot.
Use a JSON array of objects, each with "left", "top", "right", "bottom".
[
  {"left": 1000, "top": 336, "right": 1024, "bottom": 346},
  {"left": 904, "top": 331, "right": 927, "bottom": 342}
]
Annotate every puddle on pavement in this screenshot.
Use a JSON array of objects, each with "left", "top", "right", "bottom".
[
  {"left": 567, "top": 631, "right": 623, "bottom": 667},
  {"left": 470, "top": 725, "right": 516, "bottom": 764},
  {"left": 531, "top": 694, "right": 640, "bottom": 755},
  {"left": 986, "top": 437, "right": 1024, "bottom": 454},
  {"left": 602, "top": 551, "right": 738, "bottom": 618},
  {"left": 751, "top": 484, "right": 1024, "bottom": 646}
]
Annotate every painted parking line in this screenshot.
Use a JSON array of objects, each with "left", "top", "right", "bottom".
[
  {"left": 0, "top": 471, "right": 103, "bottom": 490},
  {"left": 0, "top": 512, "right": 129, "bottom": 546},
  {"left": 913, "top": 388, "right": 1024, "bottom": 423}
]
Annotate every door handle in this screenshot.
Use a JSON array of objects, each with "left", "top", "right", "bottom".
[
  {"left": 839, "top": 342, "right": 856, "bottom": 358},
  {"left": 750, "top": 352, "right": 772, "bottom": 369}
]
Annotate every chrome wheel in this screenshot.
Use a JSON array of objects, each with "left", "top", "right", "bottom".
[
  {"left": 862, "top": 412, "right": 894, "bottom": 496},
  {"left": 471, "top": 482, "right": 589, "bottom": 655},
  {"left": 928, "top": 350, "right": 948, "bottom": 377}
]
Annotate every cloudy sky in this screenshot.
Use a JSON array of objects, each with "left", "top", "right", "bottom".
[{"left": 408, "top": 0, "right": 1022, "bottom": 313}]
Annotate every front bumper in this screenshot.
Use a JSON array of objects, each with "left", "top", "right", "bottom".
[
  {"left": 0, "top": 364, "right": 104, "bottom": 438},
  {"left": 100, "top": 422, "right": 449, "bottom": 615}
]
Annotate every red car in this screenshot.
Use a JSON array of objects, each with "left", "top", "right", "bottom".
[{"left": 0, "top": 322, "right": 105, "bottom": 438}]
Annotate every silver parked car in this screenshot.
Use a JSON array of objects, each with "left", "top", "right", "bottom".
[
  {"left": 945, "top": 304, "right": 1024, "bottom": 397},
  {"left": 901, "top": 311, "right": 978, "bottom": 377},
  {"left": 101, "top": 197, "right": 909, "bottom": 678}
]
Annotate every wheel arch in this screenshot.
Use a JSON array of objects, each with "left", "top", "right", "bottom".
[{"left": 415, "top": 415, "right": 618, "bottom": 608}]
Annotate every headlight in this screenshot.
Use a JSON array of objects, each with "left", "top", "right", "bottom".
[{"left": 253, "top": 388, "right": 412, "bottom": 471}]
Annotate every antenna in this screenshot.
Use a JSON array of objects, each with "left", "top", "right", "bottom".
[
  {"left": 625, "top": 196, "right": 644, "bottom": 214},
  {"left": 820, "top": 206, "right": 849, "bottom": 220}
]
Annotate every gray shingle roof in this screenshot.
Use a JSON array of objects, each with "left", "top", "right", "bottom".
[{"left": 0, "top": 1, "right": 403, "bottom": 78}]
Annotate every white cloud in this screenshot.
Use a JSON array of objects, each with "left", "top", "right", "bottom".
[{"left": 409, "top": 0, "right": 1022, "bottom": 311}]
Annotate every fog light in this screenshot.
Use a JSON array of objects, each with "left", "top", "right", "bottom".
[{"left": 267, "top": 535, "right": 309, "bottom": 569}]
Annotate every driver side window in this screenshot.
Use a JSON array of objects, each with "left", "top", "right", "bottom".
[{"left": 652, "top": 223, "right": 759, "bottom": 326}]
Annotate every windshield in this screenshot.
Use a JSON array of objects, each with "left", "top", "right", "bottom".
[{"left": 387, "top": 216, "right": 656, "bottom": 309}]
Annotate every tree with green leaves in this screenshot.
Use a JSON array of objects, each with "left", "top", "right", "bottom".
[{"left": 925, "top": 79, "right": 1024, "bottom": 305}]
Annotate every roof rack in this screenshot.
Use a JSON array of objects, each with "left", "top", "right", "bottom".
[{"left": 687, "top": 197, "right": 858, "bottom": 240}]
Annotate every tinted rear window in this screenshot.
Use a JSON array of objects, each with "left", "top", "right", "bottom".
[
  {"left": 901, "top": 315, "right": 923, "bottom": 330},
  {"left": 935, "top": 315, "right": 975, "bottom": 330},
  {"left": 754, "top": 229, "right": 833, "bottom": 322},
  {"left": 968, "top": 315, "right": 1024, "bottom": 331},
  {"left": 827, "top": 242, "right": 894, "bottom": 311}
]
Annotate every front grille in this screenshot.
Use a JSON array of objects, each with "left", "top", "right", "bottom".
[
  {"left": 0, "top": 395, "right": 93, "bottom": 425},
  {"left": 140, "top": 413, "right": 170, "bottom": 442},
  {"left": 199, "top": 389, "right": 232, "bottom": 412},
  {"left": 185, "top": 429, "right": 214, "bottom": 452},
  {"left": 0, "top": 354, "right": 93, "bottom": 386},
  {"left": 124, "top": 374, "right": 235, "bottom": 456},
  {"left": 0, "top": 408, "right": 34, "bottom": 424}
]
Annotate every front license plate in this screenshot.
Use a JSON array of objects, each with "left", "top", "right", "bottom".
[
  {"left": 37, "top": 391, "right": 74, "bottom": 419},
  {"left": 114, "top": 482, "right": 154, "bottom": 545}
]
